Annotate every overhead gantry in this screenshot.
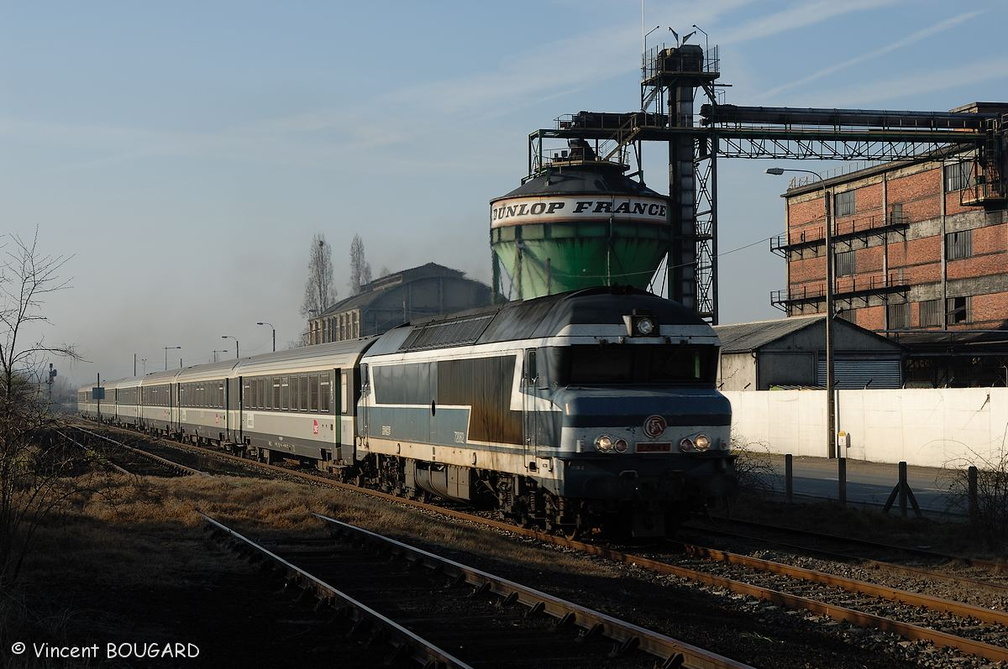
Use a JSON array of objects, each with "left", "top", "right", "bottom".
[{"left": 526, "top": 42, "right": 1004, "bottom": 324}]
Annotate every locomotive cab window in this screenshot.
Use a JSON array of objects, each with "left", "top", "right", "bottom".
[{"left": 551, "top": 345, "right": 717, "bottom": 386}]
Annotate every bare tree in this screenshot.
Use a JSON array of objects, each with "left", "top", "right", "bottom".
[
  {"left": 300, "top": 233, "right": 337, "bottom": 319},
  {"left": 942, "top": 448, "right": 1008, "bottom": 550},
  {"left": 349, "top": 234, "right": 372, "bottom": 295},
  {"left": 0, "top": 230, "right": 81, "bottom": 588}
]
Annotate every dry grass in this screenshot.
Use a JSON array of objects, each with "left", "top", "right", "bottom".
[
  {"left": 3, "top": 466, "right": 992, "bottom": 667},
  {"left": 4, "top": 470, "right": 622, "bottom": 662}
]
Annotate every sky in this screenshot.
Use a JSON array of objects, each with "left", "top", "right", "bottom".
[{"left": 3, "top": 0, "right": 1006, "bottom": 388}]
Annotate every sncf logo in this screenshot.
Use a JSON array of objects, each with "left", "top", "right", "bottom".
[{"left": 643, "top": 415, "right": 667, "bottom": 439}]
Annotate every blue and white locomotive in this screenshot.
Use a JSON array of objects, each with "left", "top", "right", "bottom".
[{"left": 79, "top": 287, "right": 735, "bottom": 537}]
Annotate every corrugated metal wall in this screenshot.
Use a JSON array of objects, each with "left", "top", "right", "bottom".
[{"left": 817, "top": 358, "right": 902, "bottom": 389}]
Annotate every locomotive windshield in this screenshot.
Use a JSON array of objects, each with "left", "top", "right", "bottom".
[{"left": 550, "top": 344, "right": 718, "bottom": 386}]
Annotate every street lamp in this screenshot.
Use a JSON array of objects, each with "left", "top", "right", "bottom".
[
  {"left": 213, "top": 349, "right": 228, "bottom": 363},
  {"left": 221, "top": 335, "right": 239, "bottom": 359},
  {"left": 691, "top": 24, "right": 709, "bottom": 58},
  {"left": 641, "top": 23, "right": 661, "bottom": 93},
  {"left": 257, "top": 321, "right": 275, "bottom": 352},
  {"left": 766, "top": 166, "right": 837, "bottom": 458},
  {"left": 164, "top": 346, "right": 181, "bottom": 371}
]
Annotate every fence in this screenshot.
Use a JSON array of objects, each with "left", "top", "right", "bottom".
[{"left": 724, "top": 387, "right": 1008, "bottom": 468}]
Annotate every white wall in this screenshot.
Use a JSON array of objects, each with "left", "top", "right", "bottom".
[{"left": 724, "top": 388, "right": 1008, "bottom": 468}]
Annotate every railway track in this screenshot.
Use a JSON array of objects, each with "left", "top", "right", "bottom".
[
  {"left": 677, "top": 516, "right": 1008, "bottom": 609},
  {"left": 203, "top": 513, "right": 752, "bottom": 669},
  {"left": 685, "top": 515, "right": 1008, "bottom": 574},
  {"left": 60, "top": 425, "right": 209, "bottom": 478},
  {"left": 77, "top": 420, "right": 1008, "bottom": 665},
  {"left": 66, "top": 422, "right": 261, "bottom": 478}
]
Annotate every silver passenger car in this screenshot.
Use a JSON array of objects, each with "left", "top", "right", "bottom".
[{"left": 235, "top": 340, "right": 373, "bottom": 466}]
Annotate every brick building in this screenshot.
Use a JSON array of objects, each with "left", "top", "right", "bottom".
[
  {"left": 771, "top": 103, "right": 1008, "bottom": 332},
  {"left": 769, "top": 102, "right": 1008, "bottom": 385}
]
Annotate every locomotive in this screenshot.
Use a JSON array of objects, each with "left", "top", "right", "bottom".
[{"left": 79, "top": 287, "right": 735, "bottom": 537}]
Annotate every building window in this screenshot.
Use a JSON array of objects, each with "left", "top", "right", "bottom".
[
  {"left": 919, "top": 299, "right": 942, "bottom": 327},
  {"left": 835, "top": 250, "right": 855, "bottom": 277},
  {"left": 887, "top": 302, "right": 910, "bottom": 330},
  {"left": 947, "top": 296, "right": 970, "bottom": 324},
  {"left": 945, "top": 229, "right": 972, "bottom": 260},
  {"left": 834, "top": 190, "right": 855, "bottom": 217},
  {"left": 944, "top": 161, "right": 974, "bottom": 192},
  {"left": 887, "top": 203, "right": 904, "bottom": 226}
]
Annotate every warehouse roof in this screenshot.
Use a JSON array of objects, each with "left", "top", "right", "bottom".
[{"left": 714, "top": 315, "right": 823, "bottom": 353}]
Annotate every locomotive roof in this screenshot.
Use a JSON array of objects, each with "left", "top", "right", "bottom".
[{"left": 366, "top": 287, "right": 710, "bottom": 355}]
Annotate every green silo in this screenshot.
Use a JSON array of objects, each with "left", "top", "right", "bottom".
[{"left": 490, "top": 150, "right": 671, "bottom": 299}]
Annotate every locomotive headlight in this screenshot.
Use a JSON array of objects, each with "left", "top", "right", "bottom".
[
  {"left": 623, "top": 313, "right": 659, "bottom": 337},
  {"left": 679, "top": 437, "right": 695, "bottom": 452},
  {"left": 694, "top": 434, "right": 711, "bottom": 451},
  {"left": 614, "top": 438, "right": 628, "bottom": 453},
  {"left": 595, "top": 435, "right": 614, "bottom": 452}
]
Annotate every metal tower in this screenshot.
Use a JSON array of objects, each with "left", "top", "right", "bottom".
[{"left": 523, "top": 40, "right": 1003, "bottom": 324}]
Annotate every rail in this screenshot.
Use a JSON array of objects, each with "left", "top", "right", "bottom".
[
  {"left": 315, "top": 513, "right": 753, "bottom": 669},
  {"left": 201, "top": 513, "right": 473, "bottom": 669},
  {"left": 66, "top": 424, "right": 209, "bottom": 477}
]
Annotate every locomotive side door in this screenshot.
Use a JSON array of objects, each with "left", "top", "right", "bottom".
[{"left": 521, "top": 349, "right": 539, "bottom": 469}]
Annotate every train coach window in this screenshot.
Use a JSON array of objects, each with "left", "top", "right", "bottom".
[
  {"left": 309, "top": 374, "right": 319, "bottom": 412},
  {"left": 281, "top": 376, "right": 290, "bottom": 410},
  {"left": 340, "top": 371, "right": 349, "bottom": 414},
  {"left": 320, "top": 375, "right": 332, "bottom": 413},
  {"left": 299, "top": 376, "right": 309, "bottom": 412},
  {"left": 272, "top": 378, "right": 281, "bottom": 409}
]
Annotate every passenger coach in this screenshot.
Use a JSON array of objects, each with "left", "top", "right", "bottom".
[{"left": 236, "top": 340, "right": 370, "bottom": 466}]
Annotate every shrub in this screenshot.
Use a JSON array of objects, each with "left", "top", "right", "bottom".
[{"left": 941, "top": 445, "right": 1008, "bottom": 551}]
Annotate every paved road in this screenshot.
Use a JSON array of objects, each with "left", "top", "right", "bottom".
[{"left": 751, "top": 454, "right": 967, "bottom": 518}]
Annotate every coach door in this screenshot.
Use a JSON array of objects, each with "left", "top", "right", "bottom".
[
  {"left": 229, "top": 377, "right": 241, "bottom": 443},
  {"left": 332, "top": 369, "right": 343, "bottom": 450},
  {"left": 358, "top": 363, "right": 370, "bottom": 448}
]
